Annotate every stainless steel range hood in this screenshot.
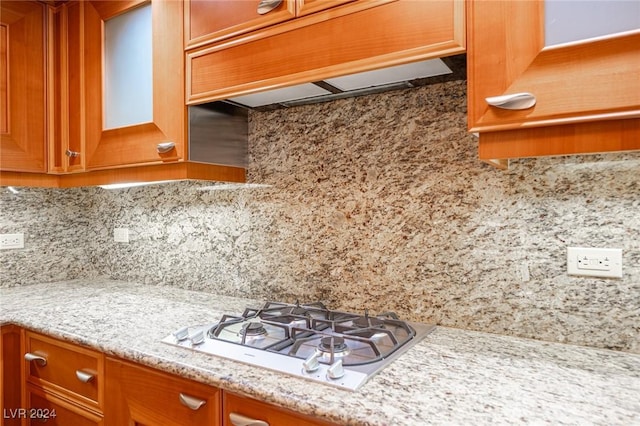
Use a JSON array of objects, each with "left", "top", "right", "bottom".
[
  {"left": 181, "top": 55, "right": 465, "bottom": 190},
  {"left": 189, "top": 101, "right": 248, "bottom": 168},
  {"left": 225, "top": 55, "right": 466, "bottom": 111}
]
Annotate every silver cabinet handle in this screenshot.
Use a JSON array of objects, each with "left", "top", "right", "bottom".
[
  {"left": 257, "top": 0, "right": 282, "bottom": 14},
  {"left": 485, "top": 92, "right": 536, "bottom": 110},
  {"left": 229, "top": 412, "right": 269, "bottom": 426},
  {"left": 65, "top": 149, "right": 80, "bottom": 158},
  {"left": 156, "top": 142, "right": 175, "bottom": 153},
  {"left": 75, "top": 369, "right": 95, "bottom": 383},
  {"left": 24, "top": 352, "right": 47, "bottom": 366},
  {"left": 179, "top": 393, "right": 206, "bottom": 411}
]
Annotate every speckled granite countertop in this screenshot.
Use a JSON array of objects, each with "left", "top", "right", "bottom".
[{"left": 1, "top": 278, "right": 639, "bottom": 425}]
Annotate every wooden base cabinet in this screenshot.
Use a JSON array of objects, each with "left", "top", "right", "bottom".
[
  {"left": 25, "top": 387, "right": 103, "bottom": 425},
  {"left": 1, "top": 325, "right": 22, "bottom": 426},
  {"left": 105, "top": 358, "right": 222, "bottom": 426},
  {"left": 6, "top": 329, "right": 338, "bottom": 426},
  {"left": 223, "top": 392, "right": 337, "bottom": 426},
  {"left": 22, "top": 331, "right": 104, "bottom": 424}
]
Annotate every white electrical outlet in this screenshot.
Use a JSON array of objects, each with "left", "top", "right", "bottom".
[
  {"left": 114, "top": 228, "right": 130, "bottom": 243},
  {"left": 567, "top": 247, "right": 623, "bottom": 278},
  {"left": 0, "top": 233, "right": 25, "bottom": 250}
]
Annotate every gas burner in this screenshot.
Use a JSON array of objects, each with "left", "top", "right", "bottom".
[
  {"left": 263, "top": 314, "right": 309, "bottom": 328},
  {"left": 317, "top": 336, "right": 350, "bottom": 359},
  {"left": 290, "top": 304, "right": 309, "bottom": 316},
  {"left": 239, "top": 322, "right": 267, "bottom": 339},
  {"left": 352, "top": 316, "right": 385, "bottom": 329},
  {"left": 163, "top": 300, "right": 436, "bottom": 391}
]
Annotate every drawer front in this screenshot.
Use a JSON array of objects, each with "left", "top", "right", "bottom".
[
  {"left": 105, "top": 358, "right": 221, "bottom": 426},
  {"left": 26, "top": 387, "right": 103, "bottom": 426},
  {"left": 24, "top": 331, "right": 103, "bottom": 410},
  {"left": 223, "top": 392, "right": 337, "bottom": 426}
]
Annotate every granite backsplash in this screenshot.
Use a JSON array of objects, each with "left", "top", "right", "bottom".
[{"left": 1, "top": 80, "right": 639, "bottom": 353}]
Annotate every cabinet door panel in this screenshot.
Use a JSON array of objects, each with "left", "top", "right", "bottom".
[
  {"left": 223, "top": 392, "right": 337, "bottom": 426},
  {"left": 1, "top": 325, "right": 22, "bottom": 426},
  {"left": 0, "top": 1, "right": 46, "bottom": 173},
  {"left": 105, "top": 358, "right": 221, "bottom": 426},
  {"left": 188, "top": 0, "right": 465, "bottom": 104},
  {"left": 295, "top": 0, "right": 355, "bottom": 17},
  {"left": 186, "top": 0, "right": 296, "bottom": 49},
  {"left": 26, "top": 387, "right": 103, "bottom": 426},
  {"left": 24, "top": 331, "right": 104, "bottom": 412},
  {"left": 467, "top": 1, "right": 640, "bottom": 132},
  {"left": 78, "top": 0, "right": 185, "bottom": 170}
]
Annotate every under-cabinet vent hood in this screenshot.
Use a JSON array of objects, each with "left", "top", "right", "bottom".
[
  {"left": 189, "top": 101, "right": 248, "bottom": 168},
  {"left": 227, "top": 55, "right": 465, "bottom": 111}
]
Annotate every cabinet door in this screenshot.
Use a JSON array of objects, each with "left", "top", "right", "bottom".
[
  {"left": 1, "top": 325, "right": 22, "bottom": 426},
  {"left": 223, "top": 392, "right": 337, "bottom": 426},
  {"left": 26, "top": 387, "right": 103, "bottom": 426},
  {"left": 105, "top": 358, "right": 221, "bottom": 426},
  {"left": 467, "top": 1, "right": 640, "bottom": 132},
  {"left": 0, "top": 1, "right": 46, "bottom": 173},
  {"left": 186, "top": 0, "right": 296, "bottom": 49},
  {"left": 295, "top": 0, "right": 355, "bottom": 17},
  {"left": 188, "top": 0, "right": 465, "bottom": 104},
  {"left": 23, "top": 331, "right": 104, "bottom": 413},
  {"left": 74, "top": 0, "right": 185, "bottom": 170}
]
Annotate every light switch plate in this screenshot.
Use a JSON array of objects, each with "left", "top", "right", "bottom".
[{"left": 567, "top": 247, "right": 622, "bottom": 278}]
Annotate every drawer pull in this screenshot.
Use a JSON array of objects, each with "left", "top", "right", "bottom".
[
  {"left": 485, "top": 92, "right": 536, "bottom": 110},
  {"left": 179, "top": 393, "right": 206, "bottom": 411},
  {"left": 24, "top": 352, "right": 47, "bottom": 366},
  {"left": 65, "top": 149, "right": 80, "bottom": 158},
  {"left": 229, "top": 412, "right": 269, "bottom": 426},
  {"left": 156, "top": 142, "right": 175, "bottom": 153},
  {"left": 75, "top": 369, "right": 95, "bottom": 383},
  {"left": 257, "top": 0, "right": 282, "bottom": 14}
]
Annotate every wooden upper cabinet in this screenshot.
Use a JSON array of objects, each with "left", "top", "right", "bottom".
[
  {"left": 186, "top": 0, "right": 297, "bottom": 49},
  {"left": 64, "top": 0, "right": 185, "bottom": 171},
  {"left": 296, "top": 0, "right": 355, "bottom": 17},
  {"left": 0, "top": 1, "right": 47, "bottom": 173},
  {"left": 187, "top": 0, "right": 465, "bottom": 104},
  {"left": 184, "top": 0, "right": 392, "bottom": 50},
  {"left": 467, "top": 1, "right": 640, "bottom": 132},
  {"left": 467, "top": 1, "right": 640, "bottom": 166}
]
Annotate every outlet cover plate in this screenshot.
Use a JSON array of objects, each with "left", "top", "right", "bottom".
[
  {"left": 0, "top": 233, "right": 25, "bottom": 250},
  {"left": 114, "top": 228, "right": 130, "bottom": 243},
  {"left": 567, "top": 247, "right": 622, "bottom": 278}
]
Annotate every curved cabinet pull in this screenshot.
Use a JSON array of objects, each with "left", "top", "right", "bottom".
[
  {"left": 257, "top": 0, "right": 282, "bottom": 15},
  {"left": 75, "top": 369, "right": 95, "bottom": 383},
  {"left": 485, "top": 92, "right": 536, "bottom": 110},
  {"left": 229, "top": 412, "right": 269, "bottom": 426},
  {"left": 65, "top": 149, "right": 80, "bottom": 158},
  {"left": 156, "top": 142, "right": 176, "bottom": 154},
  {"left": 179, "top": 393, "right": 206, "bottom": 411},
  {"left": 24, "top": 352, "right": 47, "bottom": 366}
]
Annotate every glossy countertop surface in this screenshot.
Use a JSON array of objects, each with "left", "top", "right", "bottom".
[{"left": 2, "top": 278, "right": 639, "bottom": 425}]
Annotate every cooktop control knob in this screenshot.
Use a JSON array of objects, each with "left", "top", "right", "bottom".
[
  {"left": 327, "top": 360, "right": 345, "bottom": 380},
  {"left": 302, "top": 353, "right": 320, "bottom": 373},
  {"left": 190, "top": 330, "right": 205, "bottom": 345},
  {"left": 173, "top": 327, "right": 189, "bottom": 341}
]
